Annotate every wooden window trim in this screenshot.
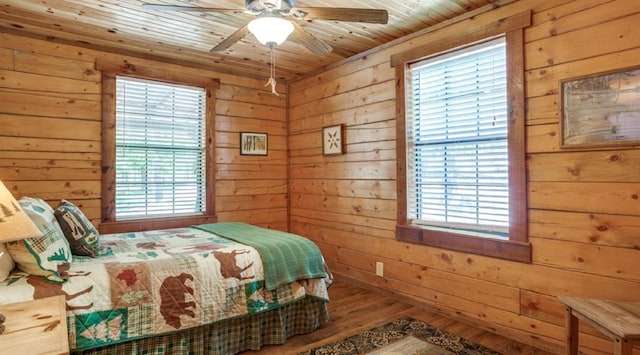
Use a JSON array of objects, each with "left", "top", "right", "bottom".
[
  {"left": 98, "top": 59, "right": 219, "bottom": 233},
  {"left": 392, "top": 11, "right": 532, "bottom": 263}
]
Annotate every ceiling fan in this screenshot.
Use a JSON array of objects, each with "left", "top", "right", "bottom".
[{"left": 142, "top": 0, "right": 389, "bottom": 55}]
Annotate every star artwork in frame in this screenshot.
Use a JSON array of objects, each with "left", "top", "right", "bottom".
[{"left": 322, "top": 124, "right": 344, "bottom": 155}]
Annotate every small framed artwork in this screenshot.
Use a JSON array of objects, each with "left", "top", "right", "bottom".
[
  {"left": 560, "top": 66, "right": 640, "bottom": 148},
  {"left": 240, "top": 132, "right": 268, "bottom": 156},
  {"left": 322, "top": 124, "right": 344, "bottom": 155}
]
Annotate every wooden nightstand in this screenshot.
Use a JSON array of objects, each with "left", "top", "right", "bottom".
[{"left": 0, "top": 295, "right": 69, "bottom": 355}]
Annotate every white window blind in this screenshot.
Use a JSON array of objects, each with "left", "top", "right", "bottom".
[
  {"left": 407, "top": 36, "right": 508, "bottom": 237},
  {"left": 115, "top": 76, "right": 206, "bottom": 220}
]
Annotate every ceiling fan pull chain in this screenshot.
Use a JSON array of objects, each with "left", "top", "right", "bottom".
[
  {"left": 265, "top": 44, "right": 280, "bottom": 96},
  {"left": 265, "top": 77, "right": 278, "bottom": 96}
]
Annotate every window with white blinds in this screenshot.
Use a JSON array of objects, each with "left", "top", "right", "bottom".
[
  {"left": 407, "top": 36, "right": 508, "bottom": 238},
  {"left": 115, "top": 76, "right": 206, "bottom": 220}
]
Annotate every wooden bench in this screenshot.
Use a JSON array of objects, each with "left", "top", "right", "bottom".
[{"left": 558, "top": 296, "right": 640, "bottom": 355}]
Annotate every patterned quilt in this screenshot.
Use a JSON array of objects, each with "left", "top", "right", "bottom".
[{"left": 0, "top": 226, "right": 330, "bottom": 351}]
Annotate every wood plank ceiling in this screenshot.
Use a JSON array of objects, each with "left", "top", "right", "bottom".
[{"left": 0, "top": 0, "right": 499, "bottom": 82}]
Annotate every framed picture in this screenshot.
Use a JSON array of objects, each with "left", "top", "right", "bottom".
[
  {"left": 240, "top": 132, "right": 268, "bottom": 156},
  {"left": 322, "top": 124, "right": 344, "bottom": 155},
  {"left": 560, "top": 66, "right": 640, "bottom": 148}
]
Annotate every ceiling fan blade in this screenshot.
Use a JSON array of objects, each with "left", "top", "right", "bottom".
[
  {"left": 142, "top": 4, "right": 243, "bottom": 14},
  {"left": 289, "top": 22, "right": 332, "bottom": 56},
  {"left": 296, "top": 7, "right": 389, "bottom": 24},
  {"left": 210, "top": 24, "right": 250, "bottom": 52}
]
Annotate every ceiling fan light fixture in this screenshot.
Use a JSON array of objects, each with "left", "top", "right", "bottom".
[{"left": 248, "top": 16, "right": 294, "bottom": 46}]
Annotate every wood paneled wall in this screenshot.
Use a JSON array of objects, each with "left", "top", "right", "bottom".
[
  {"left": 288, "top": 0, "right": 640, "bottom": 354},
  {"left": 0, "top": 32, "right": 288, "bottom": 230},
  {"left": 2, "top": 0, "right": 640, "bottom": 353}
]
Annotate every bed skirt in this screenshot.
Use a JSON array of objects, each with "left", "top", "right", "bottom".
[{"left": 72, "top": 296, "right": 329, "bottom": 355}]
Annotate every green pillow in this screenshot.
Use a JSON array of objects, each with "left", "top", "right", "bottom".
[
  {"left": 7, "top": 197, "right": 72, "bottom": 282},
  {"left": 54, "top": 200, "right": 99, "bottom": 258}
]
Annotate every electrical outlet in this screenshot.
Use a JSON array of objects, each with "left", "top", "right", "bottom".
[{"left": 375, "top": 261, "right": 384, "bottom": 277}]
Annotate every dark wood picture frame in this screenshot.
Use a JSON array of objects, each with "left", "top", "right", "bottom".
[
  {"left": 240, "top": 132, "right": 268, "bottom": 156},
  {"left": 560, "top": 66, "right": 640, "bottom": 149},
  {"left": 322, "top": 124, "right": 344, "bottom": 155}
]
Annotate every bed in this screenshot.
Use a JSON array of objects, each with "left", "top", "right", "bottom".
[{"left": 0, "top": 197, "right": 331, "bottom": 354}]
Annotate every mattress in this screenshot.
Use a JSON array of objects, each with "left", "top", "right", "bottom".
[{"left": 0, "top": 225, "right": 330, "bottom": 351}]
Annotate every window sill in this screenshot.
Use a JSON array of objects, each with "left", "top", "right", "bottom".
[
  {"left": 396, "top": 224, "right": 531, "bottom": 263},
  {"left": 99, "top": 214, "right": 218, "bottom": 234}
]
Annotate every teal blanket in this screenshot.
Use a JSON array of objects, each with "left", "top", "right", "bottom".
[{"left": 193, "top": 222, "right": 327, "bottom": 290}]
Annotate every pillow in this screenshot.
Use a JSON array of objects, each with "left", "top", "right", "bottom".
[
  {"left": 0, "top": 243, "right": 15, "bottom": 282},
  {"left": 6, "top": 197, "right": 72, "bottom": 282},
  {"left": 54, "top": 199, "right": 99, "bottom": 257}
]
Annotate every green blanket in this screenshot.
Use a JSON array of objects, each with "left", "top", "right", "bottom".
[{"left": 193, "top": 222, "right": 327, "bottom": 290}]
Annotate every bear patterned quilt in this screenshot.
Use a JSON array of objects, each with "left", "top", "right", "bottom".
[{"left": 0, "top": 226, "right": 330, "bottom": 351}]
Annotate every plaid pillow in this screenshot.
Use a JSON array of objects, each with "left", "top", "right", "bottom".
[
  {"left": 6, "top": 197, "right": 72, "bottom": 282},
  {"left": 54, "top": 200, "right": 99, "bottom": 258}
]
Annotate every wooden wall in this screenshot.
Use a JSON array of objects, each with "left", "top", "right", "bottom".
[
  {"left": 0, "top": 32, "right": 288, "bottom": 230},
  {"left": 2, "top": 0, "right": 640, "bottom": 353},
  {"left": 288, "top": 0, "right": 640, "bottom": 353}
]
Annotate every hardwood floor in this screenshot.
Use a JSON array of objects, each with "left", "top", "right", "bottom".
[{"left": 246, "top": 277, "right": 558, "bottom": 354}]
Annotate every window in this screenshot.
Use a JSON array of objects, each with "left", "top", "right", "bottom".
[
  {"left": 408, "top": 37, "right": 508, "bottom": 238},
  {"left": 98, "top": 60, "right": 218, "bottom": 233},
  {"left": 115, "top": 76, "right": 206, "bottom": 220},
  {"left": 392, "top": 11, "right": 531, "bottom": 263}
]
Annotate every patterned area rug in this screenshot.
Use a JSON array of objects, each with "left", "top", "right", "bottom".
[{"left": 299, "top": 317, "right": 502, "bottom": 355}]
